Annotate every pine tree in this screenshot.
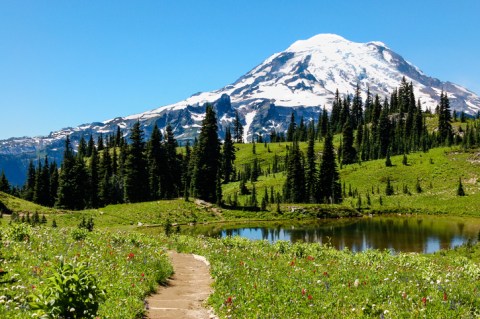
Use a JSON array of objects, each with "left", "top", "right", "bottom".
[
  {"left": 192, "top": 104, "right": 221, "bottom": 203},
  {"left": 0, "top": 170, "right": 10, "bottom": 194},
  {"left": 88, "top": 148, "right": 100, "bottom": 208},
  {"left": 78, "top": 136, "right": 87, "bottom": 158},
  {"left": 457, "top": 177, "right": 465, "bottom": 196},
  {"left": 86, "top": 136, "right": 95, "bottom": 157},
  {"left": 99, "top": 147, "right": 113, "bottom": 205},
  {"left": 56, "top": 136, "right": 89, "bottom": 210},
  {"left": 222, "top": 127, "right": 235, "bottom": 183},
  {"left": 351, "top": 83, "right": 363, "bottom": 128},
  {"left": 49, "top": 161, "right": 59, "bottom": 207},
  {"left": 33, "top": 157, "right": 51, "bottom": 206},
  {"left": 317, "top": 131, "right": 342, "bottom": 203},
  {"left": 24, "top": 160, "right": 36, "bottom": 201},
  {"left": 385, "top": 177, "right": 394, "bottom": 196},
  {"left": 283, "top": 141, "right": 305, "bottom": 203},
  {"left": 378, "top": 105, "right": 391, "bottom": 158},
  {"left": 341, "top": 117, "right": 357, "bottom": 165},
  {"left": 286, "top": 112, "right": 296, "bottom": 142},
  {"left": 318, "top": 107, "right": 329, "bottom": 140},
  {"left": 146, "top": 124, "right": 163, "bottom": 199},
  {"left": 305, "top": 129, "right": 317, "bottom": 202},
  {"left": 233, "top": 110, "right": 244, "bottom": 143},
  {"left": 438, "top": 91, "right": 453, "bottom": 144},
  {"left": 123, "top": 121, "right": 149, "bottom": 203},
  {"left": 164, "top": 123, "right": 181, "bottom": 198}
]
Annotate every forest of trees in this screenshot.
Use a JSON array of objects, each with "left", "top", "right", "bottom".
[{"left": 3, "top": 79, "right": 480, "bottom": 209}]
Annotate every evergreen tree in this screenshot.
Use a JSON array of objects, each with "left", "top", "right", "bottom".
[
  {"left": 457, "top": 177, "right": 465, "bottom": 196},
  {"left": 378, "top": 104, "right": 391, "bottom": 158},
  {"left": 283, "top": 141, "right": 305, "bottom": 203},
  {"left": 99, "top": 146, "right": 113, "bottom": 205},
  {"left": 33, "top": 157, "right": 51, "bottom": 206},
  {"left": 233, "top": 110, "right": 244, "bottom": 143},
  {"left": 317, "top": 132, "right": 342, "bottom": 203},
  {"left": 222, "top": 127, "right": 235, "bottom": 183},
  {"left": 351, "top": 83, "right": 363, "bottom": 128},
  {"left": 192, "top": 104, "right": 221, "bottom": 203},
  {"left": 286, "top": 112, "right": 297, "bottom": 142},
  {"left": 438, "top": 91, "right": 453, "bottom": 144},
  {"left": 164, "top": 124, "right": 181, "bottom": 198},
  {"left": 123, "top": 122, "right": 149, "bottom": 203},
  {"left": 0, "top": 170, "right": 10, "bottom": 194},
  {"left": 78, "top": 136, "right": 87, "bottom": 158},
  {"left": 318, "top": 107, "right": 329, "bottom": 140},
  {"left": 86, "top": 136, "right": 95, "bottom": 157},
  {"left": 49, "top": 161, "right": 59, "bottom": 207},
  {"left": 305, "top": 129, "right": 317, "bottom": 202},
  {"left": 97, "top": 134, "right": 104, "bottom": 151},
  {"left": 385, "top": 177, "right": 394, "bottom": 196},
  {"left": 24, "top": 160, "right": 36, "bottom": 201},
  {"left": 88, "top": 148, "right": 100, "bottom": 208},
  {"left": 56, "top": 140, "right": 89, "bottom": 211},
  {"left": 146, "top": 124, "right": 163, "bottom": 199},
  {"left": 341, "top": 117, "right": 357, "bottom": 165}
]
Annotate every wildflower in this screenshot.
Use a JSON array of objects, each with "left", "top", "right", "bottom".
[
  {"left": 302, "top": 288, "right": 306, "bottom": 296},
  {"left": 290, "top": 261, "right": 295, "bottom": 266},
  {"left": 354, "top": 279, "right": 359, "bottom": 287},
  {"left": 127, "top": 252, "right": 135, "bottom": 260},
  {"left": 422, "top": 297, "right": 427, "bottom": 306},
  {"left": 307, "top": 255, "right": 314, "bottom": 261},
  {"left": 443, "top": 292, "right": 447, "bottom": 301},
  {"left": 323, "top": 271, "right": 328, "bottom": 277},
  {"left": 141, "top": 273, "right": 145, "bottom": 277},
  {"left": 225, "top": 296, "right": 233, "bottom": 305},
  {"left": 308, "top": 295, "right": 313, "bottom": 300}
]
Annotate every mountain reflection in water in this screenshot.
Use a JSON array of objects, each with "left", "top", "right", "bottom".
[{"left": 184, "top": 216, "right": 480, "bottom": 253}]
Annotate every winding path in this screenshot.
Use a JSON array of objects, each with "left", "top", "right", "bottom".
[{"left": 146, "top": 251, "right": 216, "bottom": 319}]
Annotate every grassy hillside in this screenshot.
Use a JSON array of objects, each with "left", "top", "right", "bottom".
[{"left": 227, "top": 141, "right": 480, "bottom": 216}]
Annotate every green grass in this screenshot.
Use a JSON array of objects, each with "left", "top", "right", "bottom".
[
  {"left": 227, "top": 142, "right": 480, "bottom": 216},
  {"left": 0, "top": 224, "right": 172, "bottom": 318},
  {"left": 165, "top": 234, "right": 480, "bottom": 319}
]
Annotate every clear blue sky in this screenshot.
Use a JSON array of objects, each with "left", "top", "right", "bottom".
[{"left": 1, "top": 0, "right": 479, "bottom": 139}]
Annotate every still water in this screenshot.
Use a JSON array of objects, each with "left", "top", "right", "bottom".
[{"left": 184, "top": 216, "right": 480, "bottom": 253}]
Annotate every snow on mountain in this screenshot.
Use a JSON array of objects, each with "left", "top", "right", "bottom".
[
  {"left": 1, "top": 33, "right": 480, "bottom": 184},
  {"left": 122, "top": 33, "right": 479, "bottom": 141}
]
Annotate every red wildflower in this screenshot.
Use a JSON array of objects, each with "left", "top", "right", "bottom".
[
  {"left": 127, "top": 252, "right": 135, "bottom": 260},
  {"left": 290, "top": 260, "right": 295, "bottom": 266},
  {"left": 141, "top": 273, "right": 145, "bottom": 277},
  {"left": 308, "top": 294, "right": 313, "bottom": 300},
  {"left": 402, "top": 292, "right": 407, "bottom": 299},
  {"left": 225, "top": 296, "right": 233, "bottom": 305},
  {"left": 443, "top": 292, "right": 447, "bottom": 301},
  {"left": 306, "top": 255, "right": 314, "bottom": 261},
  {"left": 301, "top": 288, "right": 306, "bottom": 296},
  {"left": 323, "top": 271, "right": 328, "bottom": 277},
  {"left": 422, "top": 297, "right": 427, "bottom": 306}
]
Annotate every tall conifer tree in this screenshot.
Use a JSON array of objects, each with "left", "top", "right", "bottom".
[{"left": 192, "top": 104, "right": 221, "bottom": 203}]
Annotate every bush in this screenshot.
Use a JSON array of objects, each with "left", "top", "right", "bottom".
[
  {"left": 30, "top": 258, "right": 106, "bottom": 318},
  {"left": 6, "top": 223, "right": 31, "bottom": 242},
  {"left": 71, "top": 228, "right": 89, "bottom": 241}
]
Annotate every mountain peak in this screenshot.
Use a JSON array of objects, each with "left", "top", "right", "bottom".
[{"left": 286, "top": 33, "right": 349, "bottom": 52}]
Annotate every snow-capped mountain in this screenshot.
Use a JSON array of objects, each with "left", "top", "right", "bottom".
[{"left": 1, "top": 33, "right": 480, "bottom": 184}]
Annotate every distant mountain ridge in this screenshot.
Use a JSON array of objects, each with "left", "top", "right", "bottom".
[{"left": 1, "top": 33, "right": 480, "bottom": 185}]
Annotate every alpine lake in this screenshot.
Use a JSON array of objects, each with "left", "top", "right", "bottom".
[{"left": 181, "top": 215, "right": 480, "bottom": 253}]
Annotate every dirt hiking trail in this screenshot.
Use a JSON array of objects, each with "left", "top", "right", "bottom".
[{"left": 146, "top": 251, "right": 217, "bottom": 319}]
